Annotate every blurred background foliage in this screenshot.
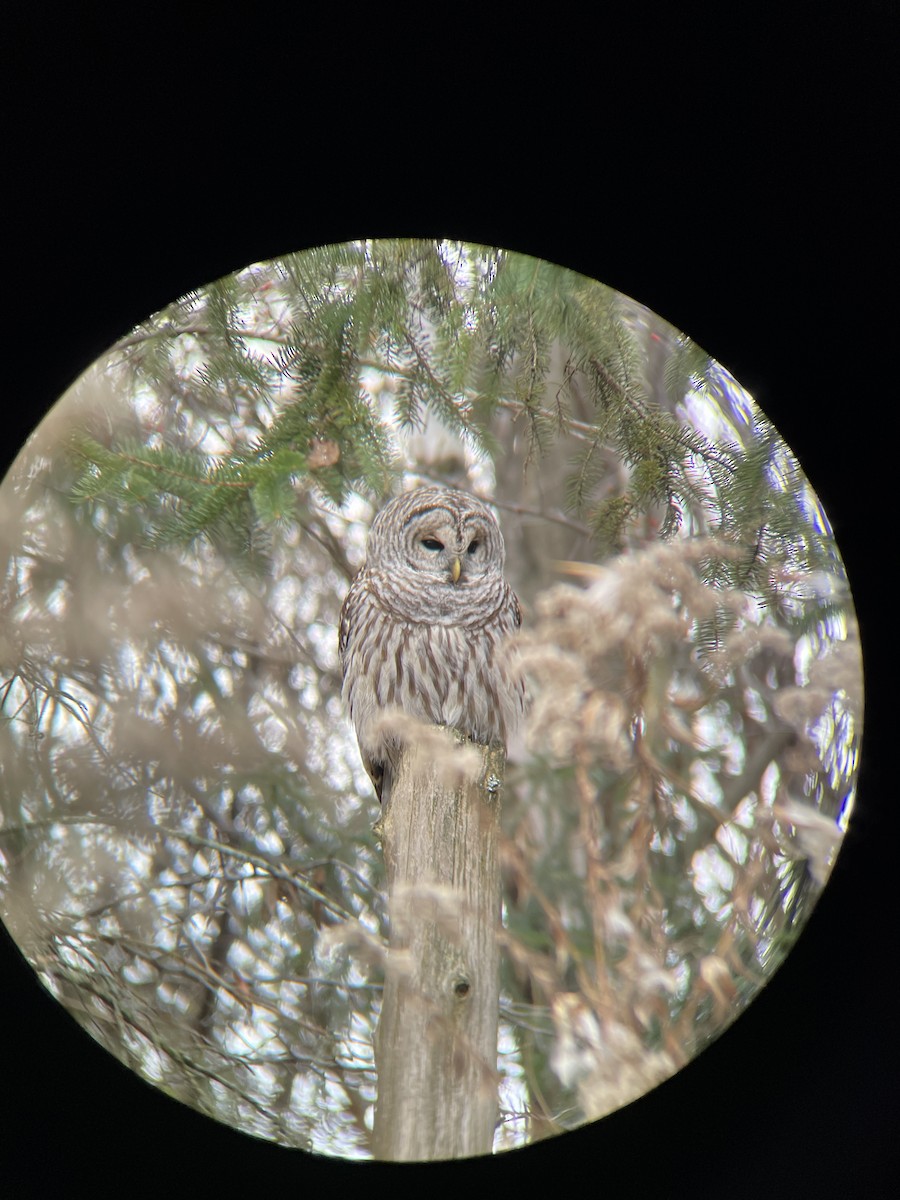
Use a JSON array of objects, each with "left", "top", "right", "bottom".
[{"left": 0, "top": 239, "right": 861, "bottom": 1156}]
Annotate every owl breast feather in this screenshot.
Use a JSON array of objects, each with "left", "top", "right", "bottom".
[{"left": 340, "top": 574, "right": 522, "bottom": 761}]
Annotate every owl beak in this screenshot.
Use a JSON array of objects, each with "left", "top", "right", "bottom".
[{"left": 450, "top": 556, "right": 462, "bottom": 583}]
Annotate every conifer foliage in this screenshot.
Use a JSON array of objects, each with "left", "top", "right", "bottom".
[{"left": 67, "top": 239, "right": 840, "bottom": 584}]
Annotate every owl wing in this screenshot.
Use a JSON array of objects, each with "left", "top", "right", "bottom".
[
  {"left": 338, "top": 573, "right": 391, "bottom": 804},
  {"left": 337, "top": 577, "right": 356, "bottom": 667}
]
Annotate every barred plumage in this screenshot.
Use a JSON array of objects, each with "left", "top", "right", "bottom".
[{"left": 339, "top": 486, "right": 524, "bottom": 803}]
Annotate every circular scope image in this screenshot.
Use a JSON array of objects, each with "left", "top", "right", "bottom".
[{"left": 0, "top": 240, "right": 862, "bottom": 1161}]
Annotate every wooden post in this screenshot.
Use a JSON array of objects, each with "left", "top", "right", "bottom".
[{"left": 372, "top": 732, "right": 505, "bottom": 1162}]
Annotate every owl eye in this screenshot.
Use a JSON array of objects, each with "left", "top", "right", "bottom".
[
  {"left": 466, "top": 539, "right": 480, "bottom": 555},
  {"left": 421, "top": 538, "right": 444, "bottom": 551}
]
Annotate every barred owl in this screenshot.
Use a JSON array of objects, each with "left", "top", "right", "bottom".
[{"left": 339, "top": 486, "right": 524, "bottom": 804}]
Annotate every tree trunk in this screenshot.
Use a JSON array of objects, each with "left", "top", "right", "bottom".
[{"left": 372, "top": 733, "right": 505, "bottom": 1162}]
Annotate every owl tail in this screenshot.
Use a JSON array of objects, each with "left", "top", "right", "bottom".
[
  {"left": 378, "top": 765, "right": 392, "bottom": 808},
  {"left": 367, "top": 757, "right": 392, "bottom": 807}
]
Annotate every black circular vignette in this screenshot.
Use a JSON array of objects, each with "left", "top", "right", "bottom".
[{"left": 4, "top": 10, "right": 895, "bottom": 1196}]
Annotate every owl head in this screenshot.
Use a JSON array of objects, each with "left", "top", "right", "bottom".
[{"left": 365, "top": 487, "right": 507, "bottom": 593}]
